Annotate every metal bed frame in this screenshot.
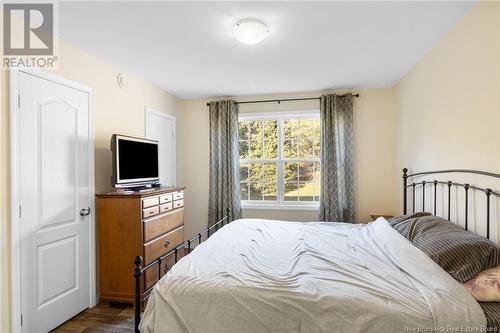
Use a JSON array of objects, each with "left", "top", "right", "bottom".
[
  {"left": 133, "top": 208, "right": 231, "bottom": 332},
  {"left": 132, "top": 169, "right": 500, "bottom": 332},
  {"left": 402, "top": 168, "right": 500, "bottom": 239}
]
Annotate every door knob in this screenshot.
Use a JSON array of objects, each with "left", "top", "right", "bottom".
[{"left": 80, "top": 207, "right": 91, "bottom": 216}]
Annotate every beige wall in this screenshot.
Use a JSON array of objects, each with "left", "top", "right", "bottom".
[
  {"left": 394, "top": 1, "right": 499, "bottom": 235},
  {"left": 0, "top": 40, "right": 181, "bottom": 332},
  {"left": 396, "top": 1, "right": 499, "bottom": 175},
  {"left": 179, "top": 88, "right": 399, "bottom": 239}
]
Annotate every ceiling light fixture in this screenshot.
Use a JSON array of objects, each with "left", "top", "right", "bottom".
[{"left": 234, "top": 19, "right": 269, "bottom": 45}]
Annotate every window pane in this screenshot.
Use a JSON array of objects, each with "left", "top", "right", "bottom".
[
  {"left": 262, "top": 182, "right": 277, "bottom": 201},
  {"left": 249, "top": 139, "right": 263, "bottom": 159},
  {"left": 313, "top": 183, "right": 320, "bottom": 201},
  {"left": 313, "top": 139, "right": 320, "bottom": 158},
  {"left": 240, "top": 164, "right": 249, "bottom": 182},
  {"left": 283, "top": 119, "right": 299, "bottom": 139},
  {"left": 283, "top": 139, "right": 298, "bottom": 159},
  {"left": 239, "top": 140, "right": 249, "bottom": 159},
  {"left": 284, "top": 119, "right": 320, "bottom": 158},
  {"left": 262, "top": 120, "right": 278, "bottom": 140},
  {"left": 239, "top": 120, "right": 278, "bottom": 159},
  {"left": 248, "top": 121, "right": 261, "bottom": 140},
  {"left": 284, "top": 162, "right": 298, "bottom": 183},
  {"left": 314, "top": 162, "right": 321, "bottom": 183},
  {"left": 298, "top": 162, "right": 314, "bottom": 182},
  {"left": 263, "top": 140, "right": 278, "bottom": 159},
  {"left": 298, "top": 182, "right": 314, "bottom": 201},
  {"left": 239, "top": 164, "right": 249, "bottom": 200},
  {"left": 284, "top": 182, "right": 299, "bottom": 201},
  {"left": 240, "top": 182, "right": 249, "bottom": 200},
  {"left": 297, "top": 119, "right": 320, "bottom": 138},
  {"left": 249, "top": 184, "right": 262, "bottom": 200},
  {"left": 298, "top": 138, "right": 314, "bottom": 158},
  {"left": 298, "top": 162, "right": 314, "bottom": 201},
  {"left": 284, "top": 161, "right": 320, "bottom": 202},
  {"left": 242, "top": 162, "right": 277, "bottom": 201},
  {"left": 238, "top": 122, "right": 249, "bottom": 140},
  {"left": 262, "top": 120, "right": 278, "bottom": 158}
]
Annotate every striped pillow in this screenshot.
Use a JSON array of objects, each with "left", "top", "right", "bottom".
[
  {"left": 406, "top": 215, "right": 500, "bottom": 283},
  {"left": 388, "top": 212, "right": 432, "bottom": 239}
]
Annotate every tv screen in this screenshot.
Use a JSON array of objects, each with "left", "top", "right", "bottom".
[{"left": 113, "top": 135, "right": 159, "bottom": 185}]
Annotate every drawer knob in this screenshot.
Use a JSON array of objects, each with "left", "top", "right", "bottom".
[{"left": 163, "top": 240, "right": 171, "bottom": 248}]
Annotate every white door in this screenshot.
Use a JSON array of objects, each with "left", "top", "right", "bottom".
[
  {"left": 18, "top": 72, "right": 91, "bottom": 332},
  {"left": 145, "top": 109, "right": 176, "bottom": 186}
]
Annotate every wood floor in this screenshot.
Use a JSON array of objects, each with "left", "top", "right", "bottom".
[{"left": 50, "top": 302, "right": 134, "bottom": 333}]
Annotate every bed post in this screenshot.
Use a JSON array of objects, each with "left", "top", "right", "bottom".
[
  {"left": 134, "top": 256, "right": 143, "bottom": 333},
  {"left": 486, "top": 189, "right": 492, "bottom": 239},
  {"left": 464, "top": 184, "right": 470, "bottom": 231},
  {"left": 402, "top": 168, "right": 408, "bottom": 214}
]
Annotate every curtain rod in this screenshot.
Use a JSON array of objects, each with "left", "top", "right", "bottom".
[{"left": 205, "top": 93, "right": 360, "bottom": 107}]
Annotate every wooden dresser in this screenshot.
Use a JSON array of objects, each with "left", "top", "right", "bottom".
[{"left": 96, "top": 186, "right": 186, "bottom": 304}]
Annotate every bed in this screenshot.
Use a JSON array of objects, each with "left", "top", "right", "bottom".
[{"left": 134, "top": 169, "right": 500, "bottom": 333}]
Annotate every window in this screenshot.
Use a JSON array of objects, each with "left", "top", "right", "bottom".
[{"left": 238, "top": 112, "right": 320, "bottom": 209}]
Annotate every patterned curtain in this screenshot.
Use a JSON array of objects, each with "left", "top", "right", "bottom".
[
  {"left": 208, "top": 100, "right": 242, "bottom": 225},
  {"left": 319, "top": 93, "right": 355, "bottom": 222}
]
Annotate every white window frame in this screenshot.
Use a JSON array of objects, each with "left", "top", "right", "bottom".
[{"left": 239, "top": 110, "right": 320, "bottom": 210}]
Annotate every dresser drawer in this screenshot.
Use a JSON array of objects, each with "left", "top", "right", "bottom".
[
  {"left": 142, "top": 196, "right": 159, "bottom": 209},
  {"left": 144, "top": 226, "right": 184, "bottom": 265},
  {"left": 143, "top": 209, "right": 183, "bottom": 242},
  {"left": 143, "top": 249, "right": 186, "bottom": 290},
  {"left": 173, "top": 191, "right": 184, "bottom": 201},
  {"left": 142, "top": 206, "right": 159, "bottom": 219},
  {"left": 143, "top": 259, "right": 168, "bottom": 290},
  {"left": 159, "top": 194, "right": 173, "bottom": 204},
  {"left": 173, "top": 199, "right": 184, "bottom": 209},
  {"left": 159, "top": 202, "right": 173, "bottom": 214}
]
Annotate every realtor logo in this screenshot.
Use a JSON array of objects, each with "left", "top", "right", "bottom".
[
  {"left": 4, "top": 3, "right": 53, "bottom": 55},
  {"left": 2, "top": 2, "right": 58, "bottom": 68}
]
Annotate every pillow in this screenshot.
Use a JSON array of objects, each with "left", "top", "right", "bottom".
[
  {"left": 387, "top": 212, "right": 433, "bottom": 226},
  {"left": 407, "top": 215, "right": 500, "bottom": 283},
  {"left": 464, "top": 265, "right": 500, "bottom": 301},
  {"left": 388, "top": 212, "right": 432, "bottom": 239}
]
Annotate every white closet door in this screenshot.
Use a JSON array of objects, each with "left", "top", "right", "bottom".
[
  {"left": 18, "top": 71, "right": 91, "bottom": 333},
  {"left": 145, "top": 109, "right": 176, "bottom": 186}
]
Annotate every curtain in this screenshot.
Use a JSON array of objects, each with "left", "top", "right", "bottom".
[
  {"left": 319, "top": 93, "right": 355, "bottom": 222},
  {"left": 208, "top": 100, "right": 242, "bottom": 225}
]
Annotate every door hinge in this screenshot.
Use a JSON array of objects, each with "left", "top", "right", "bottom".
[
  {"left": 18, "top": 95, "right": 20, "bottom": 108},
  {"left": 18, "top": 205, "right": 21, "bottom": 218},
  {"left": 20, "top": 314, "right": 23, "bottom": 326}
]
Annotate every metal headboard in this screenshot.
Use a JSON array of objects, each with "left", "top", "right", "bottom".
[{"left": 402, "top": 168, "right": 500, "bottom": 239}]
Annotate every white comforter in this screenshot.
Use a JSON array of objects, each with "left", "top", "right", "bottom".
[{"left": 140, "top": 218, "right": 486, "bottom": 333}]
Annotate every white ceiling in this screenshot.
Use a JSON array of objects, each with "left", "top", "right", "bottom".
[{"left": 59, "top": 1, "right": 476, "bottom": 99}]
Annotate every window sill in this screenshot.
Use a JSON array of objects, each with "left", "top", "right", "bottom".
[{"left": 241, "top": 203, "right": 319, "bottom": 211}]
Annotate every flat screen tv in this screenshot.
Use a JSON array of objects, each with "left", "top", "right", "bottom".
[{"left": 111, "top": 134, "right": 159, "bottom": 188}]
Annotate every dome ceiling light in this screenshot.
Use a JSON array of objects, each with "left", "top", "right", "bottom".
[{"left": 233, "top": 19, "right": 269, "bottom": 45}]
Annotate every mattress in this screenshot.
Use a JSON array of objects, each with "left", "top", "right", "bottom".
[{"left": 140, "top": 218, "right": 486, "bottom": 333}]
